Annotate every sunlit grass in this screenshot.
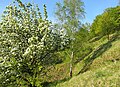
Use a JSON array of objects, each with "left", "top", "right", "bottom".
[{"left": 55, "top": 33, "right": 120, "bottom": 87}]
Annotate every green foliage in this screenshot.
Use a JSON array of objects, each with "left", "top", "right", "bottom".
[
  {"left": 90, "top": 6, "right": 120, "bottom": 40},
  {"left": 0, "top": 1, "right": 119, "bottom": 87},
  {"left": 54, "top": 32, "right": 120, "bottom": 87},
  {"left": 0, "top": 0, "right": 69, "bottom": 87},
  {"left": 55, "top": 0, "right": 85, "bottom": 34},
  {"left": 90, "top": 15, "right": 103, "bottom": 37},
  {"left": 73, "top": 23, "right": 92, "bottom": 62},
  {"left": 101, "top": 7, "right": 120, "bottom": 40},
  {"left": 55, "top": 0, "right": 85, "bottom": 77}
]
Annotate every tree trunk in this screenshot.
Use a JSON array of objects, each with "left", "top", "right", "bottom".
[{"left": 70, "top": 51, "right": 73, "bottom": 77}]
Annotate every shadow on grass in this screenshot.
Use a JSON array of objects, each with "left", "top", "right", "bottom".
[
  {"left": 77, "top": 36, "right": 117, "bottom": 75},
  {"left": 89, "top": 35, "right": 103, "bottom": 43},
  {"left": 42, "top": 33, "right": 120, "bottom": 86},
  {"left": 41, "top": 77, "right": 71, "bottom": 87},
  {"left": 75, "top": 48, "right": 93, "bottom": 64}
]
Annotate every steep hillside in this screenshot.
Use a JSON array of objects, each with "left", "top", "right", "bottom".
[{"left": 54, "top": 32, "right": 120, "bottom": 87}]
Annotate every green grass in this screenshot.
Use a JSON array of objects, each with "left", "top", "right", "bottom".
[
  {"left": 56, "top": 61, "right": 120, "bottom": 87},
  {"left": 52, "top": 32, "right": 120, "bottom": 87}
]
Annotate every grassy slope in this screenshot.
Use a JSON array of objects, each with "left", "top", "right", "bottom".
[{"left": 55, "top": 33, "right": 120, "bottom": 87}]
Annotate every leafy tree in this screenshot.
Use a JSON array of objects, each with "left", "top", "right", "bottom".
[
  {"left": 90, "top": 15, "right": 103, "bottom": 37},
  {"left": 0, "top": 0, "right": 69, "bottom": 87},
  {"left": 90, "top": 6, "right": 120, "bottom": 40},
  {"left": 101, "top": 6, "right": 120, "bottom": 40},
  {"left": 55, "top": 0, "right": 85, "bottom": 77},
  {"left": 101, "top": 11, "right": 114, "bottom": 40}
]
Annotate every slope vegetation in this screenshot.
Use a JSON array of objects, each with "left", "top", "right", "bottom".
[{"left": 55, "top": 32, "right": 120, "bottom": 87}]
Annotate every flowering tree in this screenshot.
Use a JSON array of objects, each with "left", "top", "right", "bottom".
[{"left": 0, "top": 0, "right": 69, "bottom": 87}]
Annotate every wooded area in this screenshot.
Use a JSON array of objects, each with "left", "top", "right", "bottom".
[{"left": 0, "top": 0, "right": 120, "bottom": 87}]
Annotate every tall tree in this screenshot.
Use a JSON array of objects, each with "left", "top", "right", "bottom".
[{"left": 55, "top": 0, "right": 85, "bottom": 77}]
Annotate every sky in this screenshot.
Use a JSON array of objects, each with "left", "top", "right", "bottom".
[{"left": 0, "top": 0, "right": 119, "bottom": 24}]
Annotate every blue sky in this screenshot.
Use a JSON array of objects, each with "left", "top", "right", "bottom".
[{"left": 0, "top": 0, "right": 119, "bottom": 23}]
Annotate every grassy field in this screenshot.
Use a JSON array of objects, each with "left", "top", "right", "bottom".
[{"left": 46, "top": 32, "right": 120, "bottom": 87}]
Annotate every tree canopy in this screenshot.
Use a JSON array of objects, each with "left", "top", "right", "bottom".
[{"left": 90, "top": 6, "right": 120, "bottom": 40}]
